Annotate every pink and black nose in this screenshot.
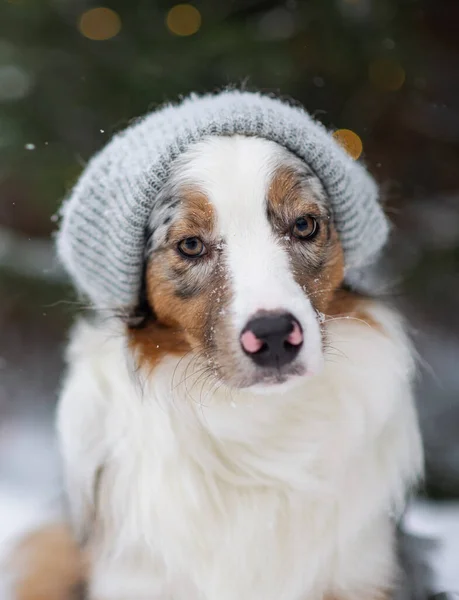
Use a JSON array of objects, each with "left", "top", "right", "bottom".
[{"left": 240, "top": 312, "right": 303, "bottom": 368}]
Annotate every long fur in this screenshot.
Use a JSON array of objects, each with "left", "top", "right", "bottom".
[
  {"left": 9, "top": 136, "right": 423, "bottom": 600},
  {"left": 55, "top": 302, "right": 422, "bottom": 600}
]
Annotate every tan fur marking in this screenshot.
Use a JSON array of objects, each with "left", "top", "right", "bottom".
[
  {"left": 10, "top": 524, "right": 85, "bottom": 600},
  {"left": 130, "top": 188, "right": 225, "bottom": 372},
  {"left": 306, "top": 225, "right": 345, "bottom": 314},
  {"left": 268, "top": 166, "right": 345, "bottom": 314},
  {"left": 268, "top": 165, "right": 321, "bottom": 220},
  {"left": 128, "top": 316, "right": 191, "bottom": 371},
  {"left": 167, "top": 188, "right": 215, "bottom": 242},
  {"left": 268, "top": 167, "right": 383, "bottom": 332},
  {"left": 326, "top": 288, "right": 383, "bottom": 332}
]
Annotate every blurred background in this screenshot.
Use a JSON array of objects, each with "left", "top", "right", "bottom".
[{"left": 0, "top": 0, "right": 458, "bottom": 593}]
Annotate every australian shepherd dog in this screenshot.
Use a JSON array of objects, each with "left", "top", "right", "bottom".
[{"left": 9, "top": 135, "right": 422, "bottom": 600}]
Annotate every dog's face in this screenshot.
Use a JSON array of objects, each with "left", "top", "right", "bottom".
[{"left": 142, "top": 135, "right": 344, "bottom": 390}]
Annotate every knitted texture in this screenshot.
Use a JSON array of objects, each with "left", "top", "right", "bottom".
[{"left": 57, "top": 90, "right": 389, "bottom": 309}]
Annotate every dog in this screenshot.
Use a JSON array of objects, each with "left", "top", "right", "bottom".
[{"left": 9, "top": 134, "right": 423, "bottom": 600}]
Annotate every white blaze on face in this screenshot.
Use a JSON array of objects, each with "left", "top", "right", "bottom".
[{"left": 177, "top": 136, "right": 324, "bottom": 376}]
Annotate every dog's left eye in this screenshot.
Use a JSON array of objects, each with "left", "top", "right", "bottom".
[
  {"left": 178, "top": 237, "right": 207, "bottom": 258},
  {"left": 292, "top": 216, "right": 318, "bottom": 240}
]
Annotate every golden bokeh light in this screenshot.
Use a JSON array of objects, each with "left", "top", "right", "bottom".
[
  {"left": 166, "top": 4, "right": 201, "bottom": 37},
  {"left": 332, "top": 129, "right": 363, "bottom": 160},
  {"left": 78, "top": 7, "right": 121, "bottom": 41},
  {"left": 369, "top": 58, "right": 405, "bottom": 91}
]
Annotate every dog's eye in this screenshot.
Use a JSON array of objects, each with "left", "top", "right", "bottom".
[
  {"left": 292, "top": 216, "right": 318, "bottom": 240},
  {"left": 178, "top": 237, "right": 206, "bottom": 258}
]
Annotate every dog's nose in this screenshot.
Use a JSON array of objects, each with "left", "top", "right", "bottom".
[{"left": 240, "top": 312, "right": 303, "bottom": 368}]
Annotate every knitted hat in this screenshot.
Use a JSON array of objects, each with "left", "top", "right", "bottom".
[{"left": 57, "top": 90, "right": 389, "bottom": 310}]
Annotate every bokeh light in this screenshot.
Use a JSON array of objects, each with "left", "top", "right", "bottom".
[
  {"left": 332, "top": 129, "right": 363, "bottom": 160},
  {"left": 257, "top": 8, "right": 295, "bottom": 40},
  {"left": 166, "top": 4, "right": 201, "bottom": 37},
  {"left": 369, "top": 58, "right": 405, "bottom": 91},
  {"left": 78, "top": 7, "right": 122, "bottom": 41},
  {"left": 0, "top": 65, "right": 32, "bottom": 102}
]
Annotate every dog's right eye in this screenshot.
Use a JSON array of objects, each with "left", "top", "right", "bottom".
[
  {"left": 177, "top": 237, "right": 206, "bottom": 258},
  {"left": 291, "top": 216, "right": 318, "bottom": 240}
]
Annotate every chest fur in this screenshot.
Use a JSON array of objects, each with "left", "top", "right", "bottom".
[{"left": 58, "top": 311, "right": 422, "bottom": 599}]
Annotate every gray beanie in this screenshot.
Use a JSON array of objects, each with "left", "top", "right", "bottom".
[{"left": 57, "top": 89, "right": 389, "bottom": 310}]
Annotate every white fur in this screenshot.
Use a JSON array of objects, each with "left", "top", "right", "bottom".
[
  {"left": 57, "top": 303, "right": 422, "bottom": 600},
  {"left": 56, "top": 137, "right": 423, "bottom": 599}
]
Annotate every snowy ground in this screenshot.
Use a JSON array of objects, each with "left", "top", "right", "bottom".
[{"left": 0, "top": 413, "right": 458, "bottom": 596}]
